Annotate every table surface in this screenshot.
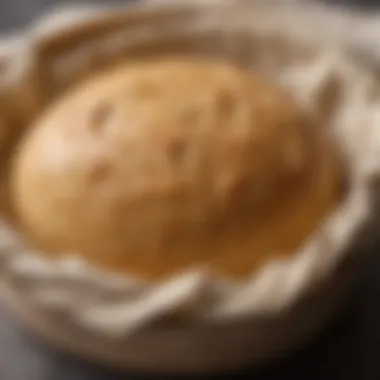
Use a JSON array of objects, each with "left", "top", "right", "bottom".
[{"left": 1, "top": 1, "right": 380, "bottom": 379}]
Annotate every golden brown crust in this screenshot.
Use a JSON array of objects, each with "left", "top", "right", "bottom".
[{"left": 10, "top": 59, "right": 342, "bottom": 279}]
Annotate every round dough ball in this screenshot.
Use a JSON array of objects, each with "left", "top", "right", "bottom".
[{"left": 11, "top": 59, "right": 342, "bottom": 279}]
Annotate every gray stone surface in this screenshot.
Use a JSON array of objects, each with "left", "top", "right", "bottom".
[{"left": 0, "top": 1, "right": 380, "bottom": 379}]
